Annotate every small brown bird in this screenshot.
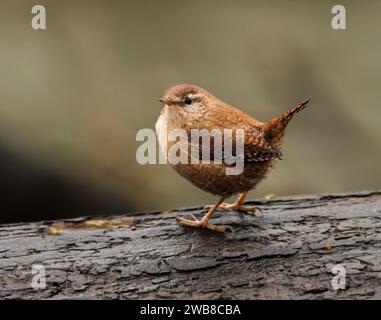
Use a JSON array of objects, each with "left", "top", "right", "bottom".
[{"left": 156, "top": 84, "right": 310, "bottom": 232}]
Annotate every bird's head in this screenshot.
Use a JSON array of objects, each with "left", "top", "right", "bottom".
[{"left": 159, "top": 84, "right": 211, "bottom": 116}]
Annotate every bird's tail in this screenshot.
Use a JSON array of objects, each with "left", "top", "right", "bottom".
[{"left": 262, "top": 98, "right": 311, "bottom": 145}]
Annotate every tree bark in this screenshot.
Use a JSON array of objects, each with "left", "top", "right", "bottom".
[{"left": 1, "top": 191, "right": 381, "bottom": 299}]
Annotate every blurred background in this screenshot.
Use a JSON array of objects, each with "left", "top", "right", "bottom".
[{"left": 0, "top": 0, "right": 380, "bottom": 223}]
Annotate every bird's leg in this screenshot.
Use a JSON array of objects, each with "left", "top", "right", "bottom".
[
  {"left": 176, "top": 197, "right": 233, "bottom": 232},
  {"left": 206, "top": 192, "right": 262, "bottom": 214}
]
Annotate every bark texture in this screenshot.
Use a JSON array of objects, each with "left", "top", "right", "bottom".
[{"left": 1, "top": 191, "right": 381, "bottom": 299}]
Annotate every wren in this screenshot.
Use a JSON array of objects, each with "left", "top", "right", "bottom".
[{"left": 156, "top": 84, "right": 310, "bottom": 232}]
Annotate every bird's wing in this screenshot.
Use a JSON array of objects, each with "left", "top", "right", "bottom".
[
  {"left": 240, "top": 126, "right": 282, "bottom": 162},
  {"left": 187, "top": 126, "right": 282, "bottom": 165},
  {"left": 229, "top": 126, "right": 282, "bottom": 164},
  {"left": 186, "top": 101, "right": 282, "bottom": 164}
]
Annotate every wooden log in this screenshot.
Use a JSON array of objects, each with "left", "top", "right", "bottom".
[{"left": 1, "top": 191, "right": 380, "bottom": 299}]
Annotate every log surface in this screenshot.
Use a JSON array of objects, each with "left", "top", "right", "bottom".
[{"left": 1, "top": 191, "right": 381, "bottom": 299}]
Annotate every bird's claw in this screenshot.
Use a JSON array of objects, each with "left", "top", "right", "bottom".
[
  {"left": 176, "top": 215, "right": 234, "bottom": 233},
  {"left": 205, "top": 203, "right": 262, "bottom": 214},
  {"left": 239, "top": 205, "right": 263, "bottom": 215}
]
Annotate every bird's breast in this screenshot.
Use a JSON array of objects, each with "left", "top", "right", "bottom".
[{"left": 155, "top": 111, "right": 169, "bottom": 156}]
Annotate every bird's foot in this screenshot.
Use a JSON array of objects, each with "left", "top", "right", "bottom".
[
  {"left": 205, "top": 202, "right": 262, "bottom": 214},
  {"left": 176, "top": 214, "right": 234, "bottom": 233}
]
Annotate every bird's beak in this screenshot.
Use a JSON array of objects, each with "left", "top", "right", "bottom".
[{"left": 159, "top": 96, "right": 173, "bottom": 106}]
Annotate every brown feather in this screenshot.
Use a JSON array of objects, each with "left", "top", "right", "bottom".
[{"left": 262, "top": 98, "right": 311, "bottom": 148}]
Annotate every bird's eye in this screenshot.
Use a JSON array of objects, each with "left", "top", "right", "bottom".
[{"left": 184, "top": 97, "right": 193, "bottom": 105}]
